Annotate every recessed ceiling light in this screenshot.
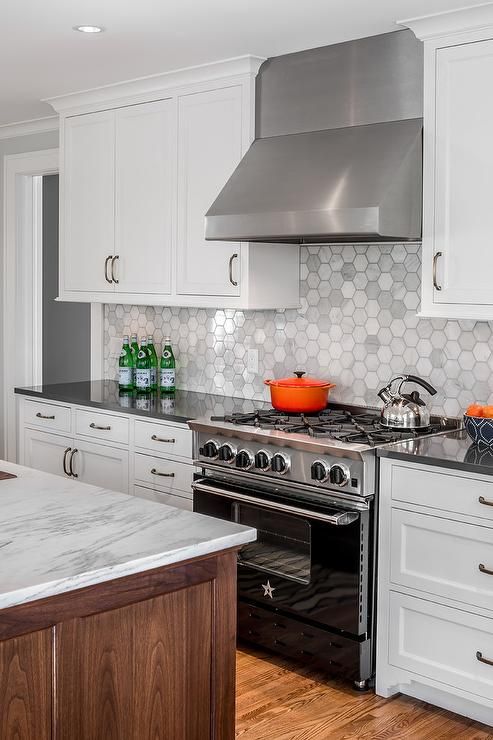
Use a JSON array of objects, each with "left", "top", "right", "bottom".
[{"left": 73, "top": 25, "right": 105, "bottom": 34}]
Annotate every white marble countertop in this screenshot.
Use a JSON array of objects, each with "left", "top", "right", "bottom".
[{"left": 0, "top": 461, "right": 256, "bottom": 611}]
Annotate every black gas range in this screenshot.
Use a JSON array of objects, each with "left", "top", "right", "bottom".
[{"left": 189, "top": 402, "right": 460, "bottom": 689}]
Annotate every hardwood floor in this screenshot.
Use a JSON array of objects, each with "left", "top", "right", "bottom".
[{"left": 236, "top": 647, "right": 493, "bottom": 739}]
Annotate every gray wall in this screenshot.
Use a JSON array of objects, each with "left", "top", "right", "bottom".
[
  {"left": 42, "top": 174, "right": 90, "bottom": 384},
  {"left": 0, "top": 129, "right": 59, "bottom": 457}
]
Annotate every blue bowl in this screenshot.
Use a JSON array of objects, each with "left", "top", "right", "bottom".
[{"left": 464, "top": 414, "right": 493, "bottom": 446}]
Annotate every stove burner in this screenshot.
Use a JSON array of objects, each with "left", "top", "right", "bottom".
[{"left": 211, "top": 407, "right": 443, "bottom": 446}]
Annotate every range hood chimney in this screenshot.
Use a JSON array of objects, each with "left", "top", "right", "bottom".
[{"left": 205, "top": 30, "right": 423, "bottom": 244}]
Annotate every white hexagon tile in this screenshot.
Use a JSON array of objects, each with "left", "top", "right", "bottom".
[{"left": 104, "top": 243, "right": 493, "bottom": 417}]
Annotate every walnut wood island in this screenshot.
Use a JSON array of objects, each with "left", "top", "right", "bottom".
[{"left": 0, "top": 462, "right": 255, "bottom": 740}]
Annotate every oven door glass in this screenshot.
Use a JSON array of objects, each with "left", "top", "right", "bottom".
[{"left": 233, "top": 503, "right": 311, "bottom": 584}]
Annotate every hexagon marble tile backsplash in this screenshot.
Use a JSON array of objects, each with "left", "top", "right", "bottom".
[{"left": 104, "top": 243, "right": 493, "bottom": 418}]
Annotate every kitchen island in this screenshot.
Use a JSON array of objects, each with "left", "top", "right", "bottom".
[{"left": 0, "top": 461, "right": 255, "bottom": 740}]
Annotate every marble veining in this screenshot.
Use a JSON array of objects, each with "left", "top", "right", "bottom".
[{"left": 0, "top": 462, "right": 255, "bottom": 611}]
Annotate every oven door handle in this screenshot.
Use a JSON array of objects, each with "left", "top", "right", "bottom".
[{"left": 192, "top": 481, "right": 359, "bottom": 526}]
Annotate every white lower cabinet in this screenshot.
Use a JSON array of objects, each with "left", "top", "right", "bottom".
[
  {"left": 377, "top": 458, "right": 493, "bottom": 726},
  {"left": 18, "top": 396, "right": 194, "bottom": 509}
]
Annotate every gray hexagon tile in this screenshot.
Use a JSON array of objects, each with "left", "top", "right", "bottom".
[{"left": 104, "top": 243, "right": 493, "bottom": 417}]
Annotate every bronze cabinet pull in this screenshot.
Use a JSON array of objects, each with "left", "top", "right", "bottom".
[
  {"left": 479, "top": 563, "right": 493, "bottom": 576},
  {"left": 229, "top": 253, "right": 238, "bottom": 287},
  {"left": 90, "top": 422, "right": 111, "bottom": 431},
  {"left": 36, "top": 412, "right": 55, "bottom": 420},
  {"left": 150, "top": 468, "right": 175, "bottom": 477},
  {"left": 479, "top": 495, "right": 493, "bottom": 507},
  {"left": 104, "top": 255, "right": 113, "bottom": 284},
  {"left": 476, "top": 651, "right": 493, "bottom": 667},
  {"left": 69, "top": 449, "right": 78, "bottom": 478},
  {"left": 111, "top": 255, "right": 120, "bottom": 284},
  {"left": 63, "top": 447, "right": 72, "bottom": 476},
  {"left": 151, "top": 435, "right": 175, "bottom": 443},
  {"left": 433, "top": 252, "right": 442, "bottom": 291}
]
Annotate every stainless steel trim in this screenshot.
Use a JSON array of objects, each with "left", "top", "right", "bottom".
[
  {"left": 229, "top": 253, "right": 238, "bottom": 286},
  {"left": 476, "top": 651, "right": 493, "bottom": 667},
  {"left": 479, "top": 496, "right": 493, "bottom": 507},
  {"left": 151, "top": 468, "right": 175, "bottom": 477},
  {"left": 104, "top": 255, "right": 113, "bottom": 284},
  {"left": 192, "top": 480, "right": 360, "bottom": 525},
  {"left": 69, "top": 448, "right": 78, "bottom": 478},
  {"left": 433, "top": 252, "right": 442, "bottom": 291},
  {"left": 151, "top": 435, "right": 176, "bottom": 443},
  {"left": 36, "top": 412, "right": 55, "bottom": 420},
  {"left": 63, "top": 447, "right": 71, "bottom": 476},
  {"left": 89, "top": 422, "right": 111, "bottom": 431},
  {"left": 479, "top": 563, "right": 493, "bottom": 576},
  {"left": 111, "top": 255, "right": 120, "bottom": 284},
  {"left": 193, "top": 462, "right": 372, "bottom": 509}
]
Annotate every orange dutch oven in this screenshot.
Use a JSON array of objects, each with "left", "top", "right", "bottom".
[{"left": 264, "top": 371, "right": 336, "bottom": 413}]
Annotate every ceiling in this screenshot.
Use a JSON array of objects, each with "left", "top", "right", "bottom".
[{"left": 0, "top": 0, "right": 484, "bottom": 127}]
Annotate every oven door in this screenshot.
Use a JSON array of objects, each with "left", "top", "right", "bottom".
[{"left": 193, "top": 477, "right": 370, "bottom": 637}]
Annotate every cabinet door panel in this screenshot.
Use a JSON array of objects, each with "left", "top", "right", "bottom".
[
  {"left": 72, "top": 439, "right": 128, "bottom": 493},
  {"left": 177, "top": 87, "right": 243, "bottom": 296},
  {"left": 434, "top": 40, "right": 493, "bottom": 305},
  {"left": 62, "top": 111, "right": 115, "bottom": 293},
  {"left": 115, "top": 99, "right": 174, "bottom": 295},
  {"left": 23, "top": 429, "right": 72, "bottom": 478}
]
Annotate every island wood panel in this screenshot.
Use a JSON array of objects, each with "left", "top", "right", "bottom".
[{"left": 0, "top": 628, "right": 51, "bottom": 740}]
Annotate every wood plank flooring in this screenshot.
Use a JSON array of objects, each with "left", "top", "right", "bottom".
[{"left": 236, "top": 647, "right": 493, "bottom": 739}]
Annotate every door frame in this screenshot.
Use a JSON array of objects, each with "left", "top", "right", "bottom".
[{"left": 2, "top": 149, "right": 104, "bottom": 461}]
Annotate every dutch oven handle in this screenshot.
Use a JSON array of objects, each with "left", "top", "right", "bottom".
[{"left": 293, "top": 371, "right": 306, "bottom": 379}]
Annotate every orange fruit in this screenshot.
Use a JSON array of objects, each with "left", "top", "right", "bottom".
[
  {"left": 482, "top": 406, "right": 493, "bottom": 418},
  {"left": 466, "top": 403, "right": 484, "bottom": 416}
]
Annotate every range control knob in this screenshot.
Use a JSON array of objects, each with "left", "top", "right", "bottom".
[
  {"left": 218, "top": 443, "right": 235, "bottom": 463},
  {"left": 236, "top": 449, "right": 254, "bottom": 470},
  {"left": 311, "top": 460, "right": 330, "bottom": 483},
  {"left": 255, "top": 450, "right": 271, "bottom": 471},
  {"left": 200, "top": 439, "right": 219, "bottom": 459},
  {"left": 271, "top": 453, "right": 290, "bottom": 475},
  {"left": 329, "top": 464, "right": 350, "bottom": 487}
]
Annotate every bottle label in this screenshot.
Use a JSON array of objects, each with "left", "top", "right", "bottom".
[
  {"left": 160, "top": 369, "right": 176, "bottom": 389},
  {"left": 137, "top": 350, "right": 147, "bottom": 359},
  {"left": 119, "top": 367, "right": 133, "bottom": 386},
  {"left": 150, "top": 367, "right": 157, "bottom": 386},
  {"left": 120, "top": 348, "right": 127, "bottom": 358},
  {"left": 136, "top": 369, "right": 151, "bottom": 389},
  {"left": 162, "top": 349, "right": 173, "bottom": 360}
]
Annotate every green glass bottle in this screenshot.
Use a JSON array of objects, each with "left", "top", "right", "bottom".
[
  {"left": 160, "top": 337, "right": 176, "bottom": 392},
  {"left": 147, "top": 335, "right": 158, "bottom": 392},
  {"left": 118, "top": 336, "right": 134, "bottom": 390},
  {"left": 130, "top": 334, "right": 139, "bottom": 387},
  {"left": 135, "top": 337, "right": 151, "bottom": 393}
]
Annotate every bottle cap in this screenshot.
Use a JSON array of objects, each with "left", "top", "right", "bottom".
[
  {"left": 164, "top": 336, "right": 171, "bottom": 342},
  {"left": 123, "top": 335, "right": 129, "bottom": 341}
]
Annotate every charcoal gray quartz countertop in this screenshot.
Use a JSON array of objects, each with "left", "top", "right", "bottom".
[
  {"left": 377, "top": 429, "right": 493, "bottom": 477},
  {"left": 15, "top": 380, "right": 269, "bottom": 424}
]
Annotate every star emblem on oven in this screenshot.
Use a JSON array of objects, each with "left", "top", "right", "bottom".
[{"left": 261, "top": 580, "right": 275, "bottom": 599}]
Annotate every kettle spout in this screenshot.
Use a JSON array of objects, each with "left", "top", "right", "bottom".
[{"left": 377, "top": 386, "right": 392, "bottom": 404}]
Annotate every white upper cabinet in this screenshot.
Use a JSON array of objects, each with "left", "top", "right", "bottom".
[
  {"left": 404, "top": 5, "right": 493, "bottom": 319},
  {"left": 50, "top": 57, "right": 300, "bottom": 310},
  {"left": 177, "top": 87, "right": 242, "bottom": 297},
  {"left": 114, "top": 99, "right": 174, "bottom": 295},
  {"left": 62, "top": 110, "right": 115, "bottom": 294}
]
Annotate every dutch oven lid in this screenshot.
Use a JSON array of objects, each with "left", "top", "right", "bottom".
[{"left": 266, "top": 371, "right": 334, "bottom": 388}]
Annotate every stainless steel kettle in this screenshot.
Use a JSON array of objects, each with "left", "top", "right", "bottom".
[{"left": 377, "top": 374, "right": 437, "bottom": 430}]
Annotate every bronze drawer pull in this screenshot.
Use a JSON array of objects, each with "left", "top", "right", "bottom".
[
  {"left": 104, "top": 255, "right": 113, "bottom": 284},
  {"left": 63, "top": 447, "right": 72, "bottom": 476},
  {"left": 229, "top": 253, "right": 238, "bottom": 287},
  {"left": 90, "top": 422, "right": 111, "bottom": 431},
  {"left": 479, "top": 563, "right": 493, "bottom": 576},
  {"left": 476, "top": 651, "right": 493, "bottom": 667},
  {"left": 433, "top": 252, "right": 442, "bottom": 291},
  {"left": 479, "top": 495, "right": 493, "bottom": 507},
  {"left": 36, "top": 412, "right": 55, "bottom": 420},
  {"left": 69, "top": 449, "right": 78, "bottom": 478},
  {"left": 111, "top": 255, "right": 120, "bottom": 284},
  {"left": 151, "top": 468, "right": 175, "bottom": 477},
  {"left": 151, "top": 435, "right": 176, "bottom": 443}
]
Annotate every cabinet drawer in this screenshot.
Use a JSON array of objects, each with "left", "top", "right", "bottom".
[
  {"left": 134, "top": 453, "right": 194, "bottom": 495},
  {"left": 391, "top": 509, "right": 493, "bottom": 612},
  {"left": 24, "top": 400, "right": 71, "bottom": 434},
  {"left": 391, "top": 463, "right": 493, "bottom": 524},
  {"left": 134, "top": 484, "right": 193, "bottom": 511},
  {"left": 134, "top": 419, "right": 192, "bottom": 459},
  {"left": 389, "top": 592, "right": 493, "bottom": 701},
  {"left": 75, "top": 408, "right": 129, "bottom": 445}
]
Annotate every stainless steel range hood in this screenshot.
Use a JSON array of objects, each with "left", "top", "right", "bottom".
[{"left": 205, "top": 30, "right": 423, "bottom": 244}]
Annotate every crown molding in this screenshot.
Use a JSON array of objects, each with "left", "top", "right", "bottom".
[
  {"left": 399, "top": 2, "right": 493, "bottom": 40},
  {"left": 0, "top": 116, "right": 58, "bottom": 141},
  {"left": 46, "top": 55, "right": 265, "bottom": 115}
]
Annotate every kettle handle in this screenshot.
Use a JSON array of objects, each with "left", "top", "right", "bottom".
[{"left": 399, "top": 374, "right": 437, "bottom": 397}]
